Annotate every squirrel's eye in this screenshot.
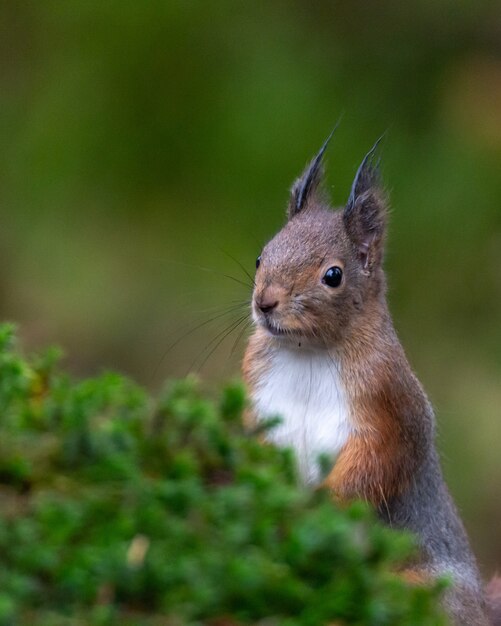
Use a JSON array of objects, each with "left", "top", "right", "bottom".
[
  {"left": 256, "top": 255, "right": 261, "bottom": 269},
  {"left": 322, "top": 266, "right": 343, "bottom": 288}
]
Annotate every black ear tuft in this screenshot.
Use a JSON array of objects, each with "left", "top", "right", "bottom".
[
  {"left": 288, "top": 123, "right": 340, "bottom": 219},
  {"left": 343, "top": 136, "right": 387, "bottom": 271},
  {"left": 346, "top": 135, "right": 383, "bottom": 213}
]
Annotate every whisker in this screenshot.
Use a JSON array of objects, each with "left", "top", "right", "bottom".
[
  {"left": 191, "top": 300, "right": 250, "bottom": 316},
  {"left": 169, "top": 304, "right": 246, "bottom": 348},
  {"left": 220, "top": 248, "right": 256, "bottom": 288},
  {"left": 171, "top": 289, "right": 250, "bottom": 306},
  {"left": 230, "top": 317, "right": 252, "bottom": 357},
  {"left": 151, "top": 304, "right": 248, "bottom": 381},
  {"left": 188, "top": 314, "right": 249, "bottom": 375},
  {"left": 220, "top": 273, "right": 254, "bottom": 290},
  {"left": 166, "top": 259, "right": 254, "bottom": 290}
]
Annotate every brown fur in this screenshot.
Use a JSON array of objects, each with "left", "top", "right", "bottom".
[
  {"left": 400, "top": 568, "right": 431, "bottom": 586},
  {"left": 242, "top": 139, "right": 495, "bottom": 624},
  {"left": 323, "top": 315, "right": 430, "bottom": 507}
]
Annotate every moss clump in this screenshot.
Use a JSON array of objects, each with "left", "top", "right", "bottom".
[{"left": 0, "top": 324, "right": 445, "bottom": 625}]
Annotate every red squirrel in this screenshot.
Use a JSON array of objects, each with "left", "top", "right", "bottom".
[{"left": 242, "top": 134, "right": 500, "bottom": 625}]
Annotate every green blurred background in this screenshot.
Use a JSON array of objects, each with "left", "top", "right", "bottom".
[{"left": 0, "top": 1, "right": 499, "bottom": 574}]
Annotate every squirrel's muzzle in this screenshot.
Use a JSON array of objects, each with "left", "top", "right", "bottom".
[{"left": 255, "top": 285, "right": 284, "bottom": 315}]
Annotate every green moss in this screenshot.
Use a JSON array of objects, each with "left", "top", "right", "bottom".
[{"left": 0, "top": 325, "right": 446, "bottom": 625}]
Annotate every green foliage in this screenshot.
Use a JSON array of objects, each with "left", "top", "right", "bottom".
[{"left": 0, "top": 325, "right": 446, "bottom": 625}]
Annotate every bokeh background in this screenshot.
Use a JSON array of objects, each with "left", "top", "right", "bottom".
[{"left": 0, "top": 1, "right": 499, "bottom": 574}]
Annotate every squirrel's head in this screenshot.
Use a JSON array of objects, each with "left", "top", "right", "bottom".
[{"left": 252, "top": 135, "right": 388, "bottom": 347}]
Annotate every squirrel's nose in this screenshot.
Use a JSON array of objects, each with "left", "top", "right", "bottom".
[
  {"left": 256, "top": 288, "right": 280, "bottom": 314},
  {"left": 257, "top": 298, "right": 278, "bottom": 314},
  {"left": 256, "top": 285, "right": 282, "bottom": 314}
]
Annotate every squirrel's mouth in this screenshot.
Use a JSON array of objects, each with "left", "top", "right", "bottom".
[
  {"left": 265, "top": 321, "right": 286, "bottom": 336},
  {"left": 262, "top": 319, "right": 296, "bottom": 337},
  {"left": 252, "top": 305, "right": 302, "bottom": 339}
]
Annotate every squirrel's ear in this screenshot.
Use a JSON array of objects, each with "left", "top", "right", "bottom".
[
  {"left": 287, "top": 127, "right": 337, "bottom": 219},
  {"left": 343, "top": 138, "right": 387, "bottom": 271}
]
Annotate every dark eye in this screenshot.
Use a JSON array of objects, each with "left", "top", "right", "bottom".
[
  {"left": 256, "top": 255, "right": 261, "bottom": 269},
  {"left": 322, "top": 266, "right": 343, "bottom": 288}
]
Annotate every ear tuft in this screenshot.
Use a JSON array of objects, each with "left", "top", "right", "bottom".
[
  {"left": 288, "top": 124, "right": 340, "bottom": 219},
  {"left": 343, "top": 137, "right": 387, "bottom": 270}
]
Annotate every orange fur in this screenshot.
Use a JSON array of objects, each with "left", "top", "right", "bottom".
[
  {"left": 323, "top": 397, "right": 410, "bottom": 506},
  {"left": 399, "top": 568, "right": 430, "bottom": 586},
  {"left": 242, "top": 329, "right": 271, "bottom": 393},
  {"left": 323, "top": 325, "right": 427, "bottom": 507}
]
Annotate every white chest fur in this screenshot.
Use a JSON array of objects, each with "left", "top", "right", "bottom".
[{"left": 251, "top": 347, "right": 351, "bottom": 485}]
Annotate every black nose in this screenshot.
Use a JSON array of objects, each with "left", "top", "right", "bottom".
[{"left": 257, "top": 298, "right": 278, "bottom": 314}]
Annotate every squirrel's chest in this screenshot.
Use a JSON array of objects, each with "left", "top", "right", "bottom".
[{"left": 251, "top": 348, "right": 351, "bottom": 485}]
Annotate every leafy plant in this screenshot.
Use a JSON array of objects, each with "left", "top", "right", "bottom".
[{"left": 0, "top": 324, "right": 446, "bottom": 625}]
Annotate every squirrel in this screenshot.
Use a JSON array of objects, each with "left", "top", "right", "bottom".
[{"left": 242, "top": 133, "right": 500, "bottom": 625}]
